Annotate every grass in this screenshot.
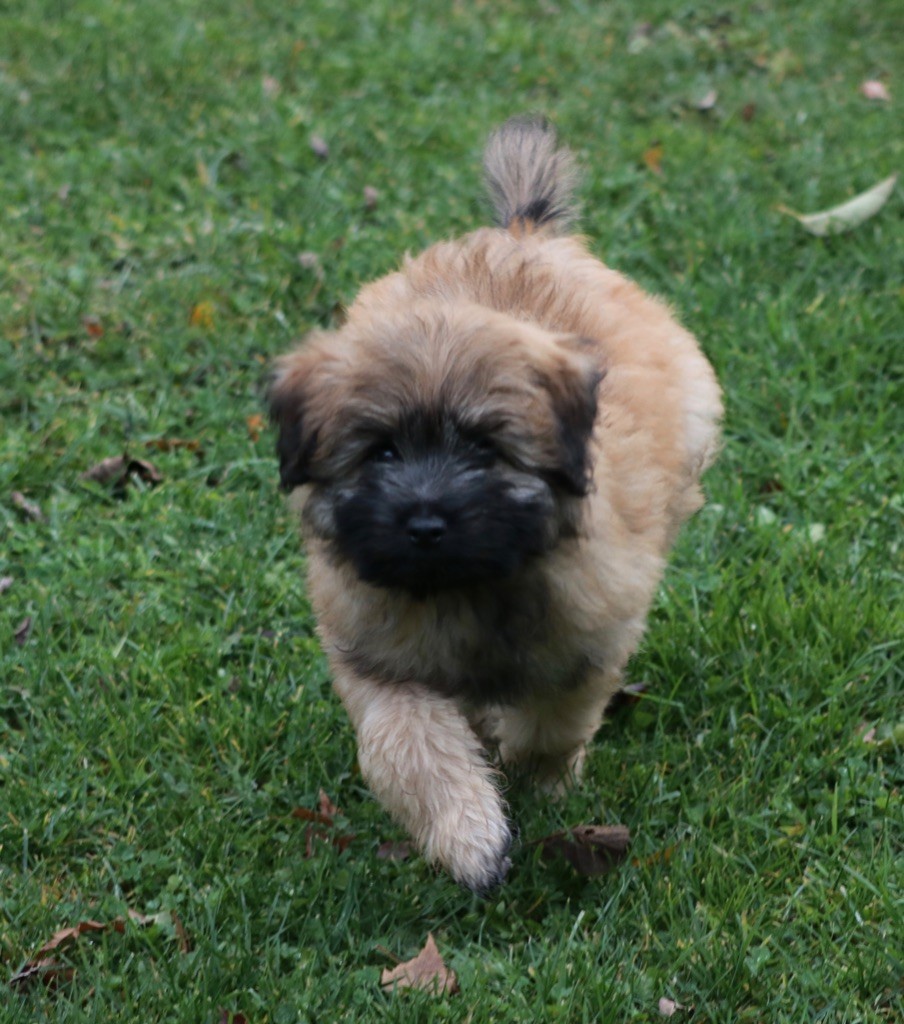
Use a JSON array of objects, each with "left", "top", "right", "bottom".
[{"left": 1, "top": 0, "right": 901, "bottom": 1020}]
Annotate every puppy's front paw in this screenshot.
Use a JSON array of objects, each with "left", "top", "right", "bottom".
[{"left": 427, "top": 808, "right": 513, "bottom": 895}]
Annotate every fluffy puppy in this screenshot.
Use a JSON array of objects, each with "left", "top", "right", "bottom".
[{"left": 269, "top": 116, "right": 722, "bottom": 892}]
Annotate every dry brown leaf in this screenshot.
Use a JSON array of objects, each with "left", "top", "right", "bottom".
[
  {"left": 33, "top": 919, "right": 109, "bottom": 957},
  {"left": 741, "top": 102, "right": 756, "bottom": 122},
  {"left": 9, "top": 956, "right": 73, "bottom": 991},
  {"left": 14, "top": 617, "right": 33, "bottom": 646},
  {"left": 376, "top": 840, "right": 413, "bottom": 862},
  {"left": 293, "top": 790, "right": 355, "bottom": 857},
  {"left": 380, "top": 934, "right": 458, "bottom": 996},
  {"left": 291, "top": 806, "right": 334, "bottom": 826},
  {"left": 642, "top": 144, "right": 664, "bottom": 175},
  {"left": 145, "top": 438, "right": 203, "bottom": 455},
  {"left": 538, "top": 824, "right": 631, "bottom": 876},
  {"left": 82, "top": 315, "right": 104, "bottom": 338},
  {"left": 81, "top": 455, "right": 163, "bottom": 493},
  {"left": 218, "top": 1010, "right": 249, "bottom": 1024},
  {"left": 11, "top": 491, "right": 44, "bottom": 522},
  {"left": 246, "top": 414, "right": 264, "bottom": 442},
  {"left": 9, "top": 911, "right": 188, "bottom": 992},
  {"left": 189, "top": 301, "right": 215, "bottom": 329},
  {"left": 860, "top": 80, "right": 890, "bottom": 102},
  {"left": 318, "top": 788, "right": 340, "bottom": 819},
  {"left": 81, "top": 455, "right": 129, "bottom": 485}
]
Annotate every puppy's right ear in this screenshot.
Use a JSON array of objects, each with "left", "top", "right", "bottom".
[{"left": 268, "top": 362, "right": 319, "bottom": 491}]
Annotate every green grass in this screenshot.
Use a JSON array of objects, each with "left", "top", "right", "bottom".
[{"left": 1, "top": 0, "right": 901, "bottom": 1020}]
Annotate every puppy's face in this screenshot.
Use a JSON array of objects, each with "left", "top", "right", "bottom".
[{"left": 270, "top": 304, "right": 601, "bottom": 595}]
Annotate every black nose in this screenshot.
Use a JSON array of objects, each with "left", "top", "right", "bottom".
[{"left": 407, "top": 513, "right": 446, "bottom": 548}]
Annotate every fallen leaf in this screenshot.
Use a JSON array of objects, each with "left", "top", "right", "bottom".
[
  {"left": 246, "top": 414, "right": 264, "bottom": 442},
  {"left": 755, "top": 504, "right": 778, "bottom": 527},
  {"left": 291, "top": 806, "right": 334, "bottom": 827},
  {"left": 659, "top": 996, "right": 693, "bottom": 1016},
  {"left": 189, "top": 301, "right": 215, "bottom": 329},
  {"left": 363, "top": 185, "right": 379, "bottom": 211},
  {"left": 9, "top": 911, "right": 190, "bottom": 992},
  {"left": 376, "top": 840, "right": 413, "bottom": 862},
  {"left": 217, "top": 1011, "right": 249, "bottom": 1024},
  {"left": 11, "top": 491, "right": 44, "bottom": 522},
  {"left": 145, "top": 438, "right": 202, "bottom": 455},
  {"left": 293, "top": 790, "right": 355, "bottom": 857},
  {"left": 778, "top": 174, "right": 898, "bottom": 236},
  {"left": 805, "top": 523, "right": 826, "bottom": 544},
  {"left": 538, "top": 824, "right": 631, "bottom": 876},
  {"left": 741, "top": 102, "right": 756, "bottom": 122},
  {"left": 14, "top": 617, "right": 33, "bottom": 645},
  {"left": 860, "top": 80, "right": 890, "bottom": 102},
  {"left": 695, "top": 89, "right": 717, "bottom": 111},
  {"left": 82, "top": 315, "right": 104, "bottom": 338},
  {"left": 310, "top": 134, "right": 330, "bottom": 160},
  {"left": 297, "top": 251, "right": 322, "bottom": 273},
  {"left": 318, "top": 788, "right": 340, "bottom": 820},
  {"left": 81, "top": 455, "right": 163, "bottom": 494},
  {"left": 0, "top": 576, "right": 13, "bottom": 596},
  {"left": 33, "top": 919, "right": 109, "bottom": 957},
  {"left": 9, "top": 957, "right": 73, "bottom": 991},
  {"left": 758, "top": 478, "right": 784, "bottom": 495},
  {"left": 642, "top": 144, "right": 664, "bottom": 175},
  {"left": 380, "top": 934, "right": 459, "bottom": 996}
]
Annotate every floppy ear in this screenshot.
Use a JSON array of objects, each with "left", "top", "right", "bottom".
[
  {"left": 543, "top": 337, "right": 604, "bottom": 495},
  {"left": 268, "top": 358, "right": 320, "bottom": 491}
]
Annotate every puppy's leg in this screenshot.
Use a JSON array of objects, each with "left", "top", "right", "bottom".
[
  {"left": 494, "top": 669, "right": 622, "bottom": 794},
  {"left": 331, "top": 666, "right": 512, "bottom": 892}
]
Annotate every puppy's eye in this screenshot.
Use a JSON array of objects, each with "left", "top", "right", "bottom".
[
  {"left": 471, "top": 436, "right": 497, "bottom": 463},
  {"left": 367, "top": 442, "right": 400, "bottom": 464}
]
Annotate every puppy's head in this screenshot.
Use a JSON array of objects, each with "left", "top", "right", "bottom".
[{"left": 269, "top": 303, "right": 601, "bottom": 595}]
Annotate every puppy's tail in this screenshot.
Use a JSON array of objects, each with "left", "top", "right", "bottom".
[{"left": 483, "top": 115, "right": 578, "bottom": 236}]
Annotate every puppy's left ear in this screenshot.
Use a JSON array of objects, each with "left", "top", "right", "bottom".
[
  {"left": 268, "top": 360, "right": 319, "bottom": 491},
  {"left": 545, "top": 337, "right": 604, "bottom": 495}
]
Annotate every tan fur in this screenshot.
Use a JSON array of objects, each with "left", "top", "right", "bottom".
[{"left": 271, "top": 126, "right": 722, "bottom": 891}]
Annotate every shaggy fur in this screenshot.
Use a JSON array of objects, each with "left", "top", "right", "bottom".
[{"left": 269, "top": 116, "right": 722, "bottom": 892}]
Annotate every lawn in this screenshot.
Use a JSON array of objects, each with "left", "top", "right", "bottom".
[{"left": 1, "top": 0, "right": 901, "bottom": 1020}]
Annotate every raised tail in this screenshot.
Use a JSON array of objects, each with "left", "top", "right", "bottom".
[{"left": 483, "top": 115, "right": 578, "bottom": 235}]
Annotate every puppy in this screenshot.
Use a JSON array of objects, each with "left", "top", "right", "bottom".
[{"left": 269, "top": 116, "right": 722, "bottom": 892}]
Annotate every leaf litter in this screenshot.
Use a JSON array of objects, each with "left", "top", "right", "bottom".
[
  {"left": 9, "top": 910, "right": 189, "bottom": 992},
  {"left": 380, "top": 934, "right": 458, "bottom": 996},
  {"left": 778, "top": 174, "right": 898, "bottom": 235},
  {"left": 292, "top": 789, "right": 356, "bottom": 857},
  {"left": 11, "top": 491, "right": 44, "bottom": 522},
  {"left": 537, "top": 824, "right": 631, "bottom": 876},
  {"left": 81, "top": 454, "right": 163, "bottom": 495},
  {"left": 860, "top": 80, "right": 890, "bottom": 102}
]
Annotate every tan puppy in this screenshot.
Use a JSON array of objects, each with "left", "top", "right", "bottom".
[{"left": 270, "top": 116, "right": 722, "bottom": 892}]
